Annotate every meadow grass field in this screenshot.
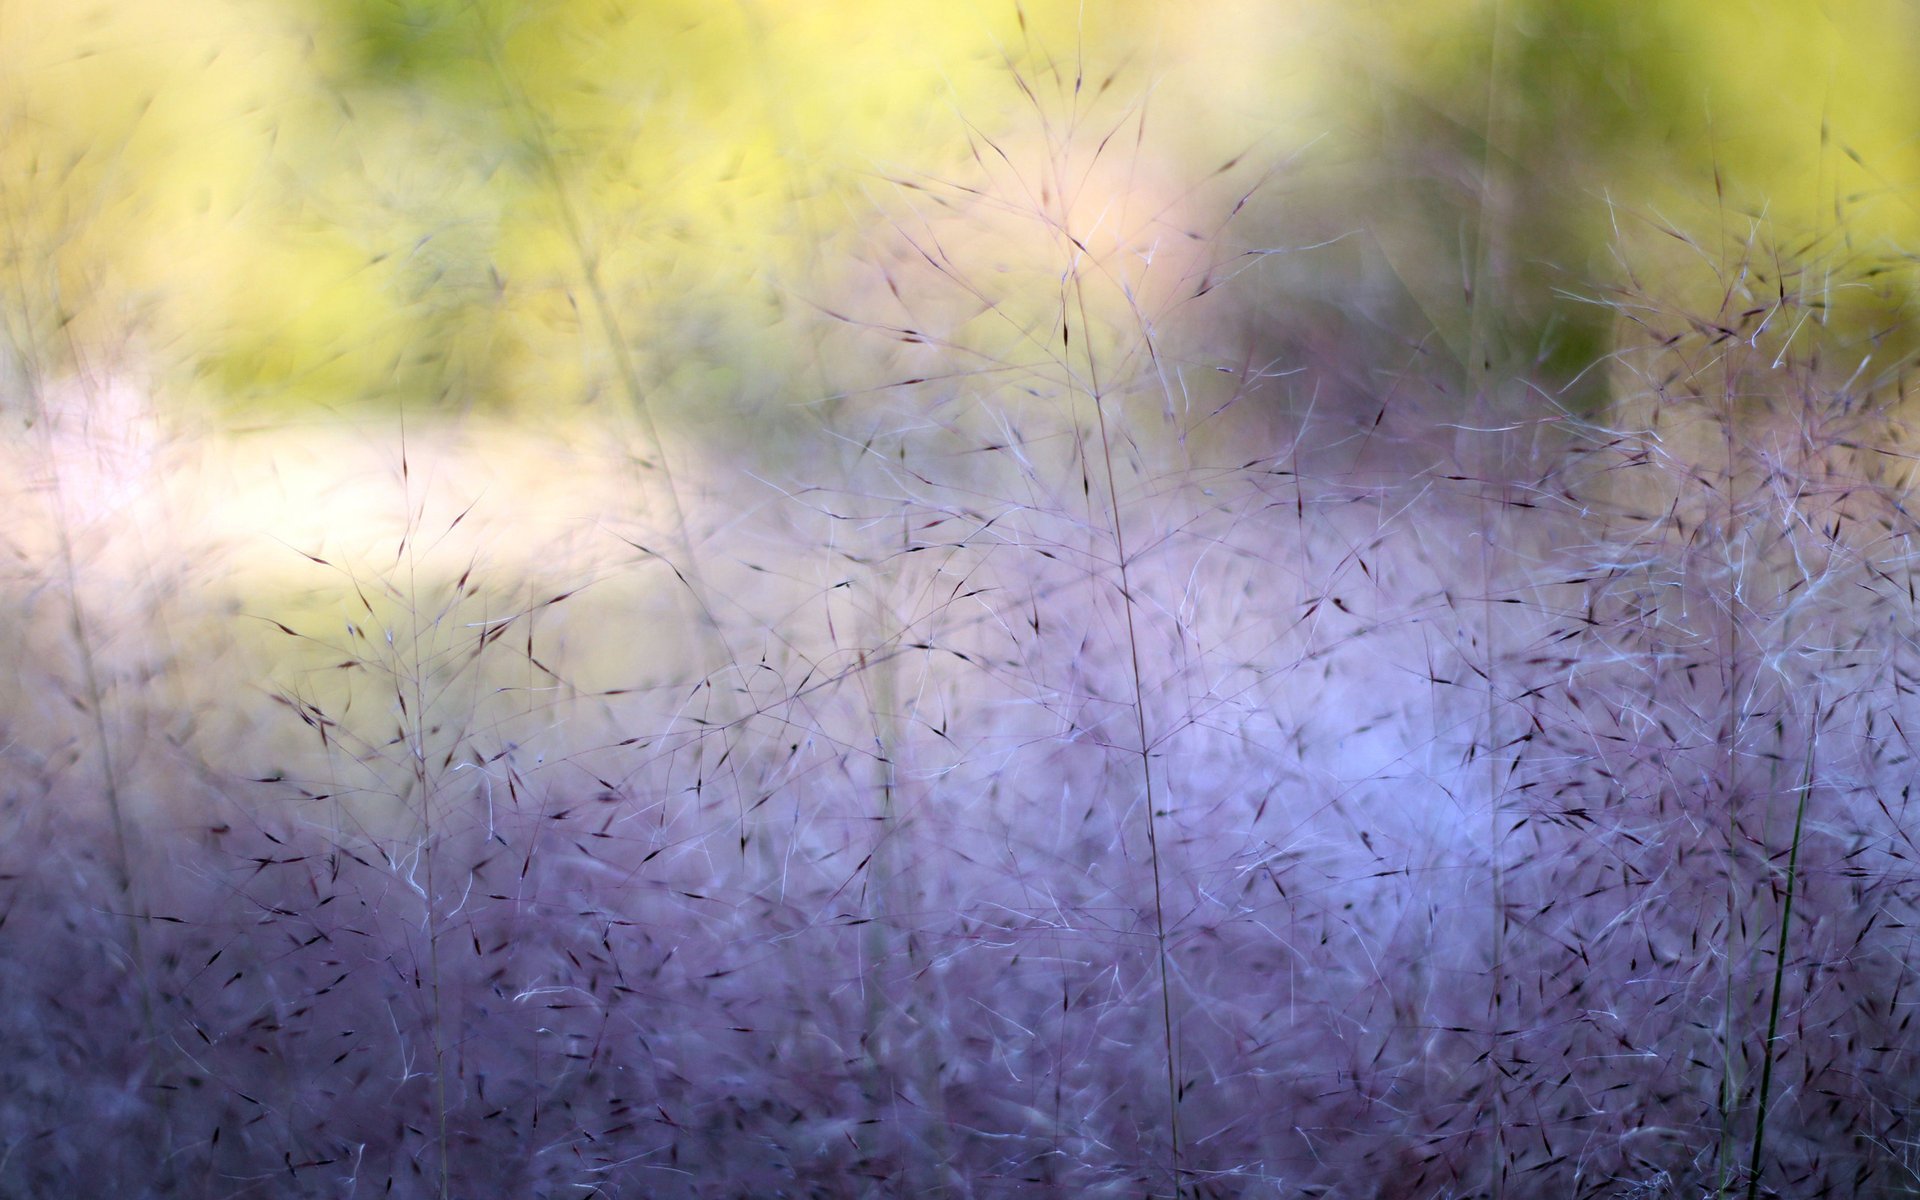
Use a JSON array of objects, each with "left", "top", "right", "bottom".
[{"left": 9, "top": 10, "right": 1920, "bottom": 1198}]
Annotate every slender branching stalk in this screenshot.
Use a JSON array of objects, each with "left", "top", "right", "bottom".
[
  {"left": 392, "top": 442, "right": 455, "bottom": 1200},
  {"left": 1069, "top": 239, "right": 1183, "bottom": 1199},
  {"left": 466, "top": 2, "right": 756, "bottom": 867}
]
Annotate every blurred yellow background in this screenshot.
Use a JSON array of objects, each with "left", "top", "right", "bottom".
[{"left": 6, "top": 0, "right": 1917, "bottom": 430}]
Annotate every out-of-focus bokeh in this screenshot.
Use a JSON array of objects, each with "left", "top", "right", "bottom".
[
  {"left": 15, "top": 7, "right": 1920, "bottom": 1196},
  {"left": 9, "top": 0, "right": 1918, "bottom": 789},
  {"left": 6, "top": 0, "right": 1919, "bottom": 769},
  {"left": 6, "top": 0, "right": 1918, "bottom": 429}
]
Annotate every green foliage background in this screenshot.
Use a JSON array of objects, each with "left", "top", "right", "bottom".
[{"left": 4, "top": 0, "right": 1918, "bottom": 424}]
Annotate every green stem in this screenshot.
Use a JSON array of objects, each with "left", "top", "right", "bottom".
[{"left": 1746, "top": 692, "right": 1818, "bottom": 1200}]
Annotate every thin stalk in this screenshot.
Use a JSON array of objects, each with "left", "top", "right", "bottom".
[
  {"left": 1467, "top": 3, "right": 1512, "bottom": 1191},
  {"left": 1745, "top": 692, "right": 1819, "bottom": 1200},
  {"left": 370, "top": 437, "right": 453, "bottom": 1198},
  {"left": 468, "top": 9, "right": 690, "bottom": 551},
  {"left": 398, "top": 450, "right": 453, "bottom": 1200},
  {"left": 28, "top": 351, "right": 175, "bottom": 1173},
  {"left": 1068, "top": 262, "right": 1181, "bottom": 1195},
  {"left": 1478, "top": 477, "right": 1508, "bottom": 1199},
  {"left": 467, "top": 4, "right": 754, "bottom": 863},
  {"left": 851, "top": 525, "right": 952, "bottom": 1194},
  {"left": 1716, "top": 345, "right": 1748, "bottom": 1199}
]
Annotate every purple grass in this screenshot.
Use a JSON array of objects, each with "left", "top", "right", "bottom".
[{"left": 8, "top": 41, "right": 1920, "bottom": 1200}]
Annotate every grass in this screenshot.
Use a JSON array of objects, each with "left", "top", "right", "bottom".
[{"left": 10, "top": 30, "right": 1920, "bottom": 1200}]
